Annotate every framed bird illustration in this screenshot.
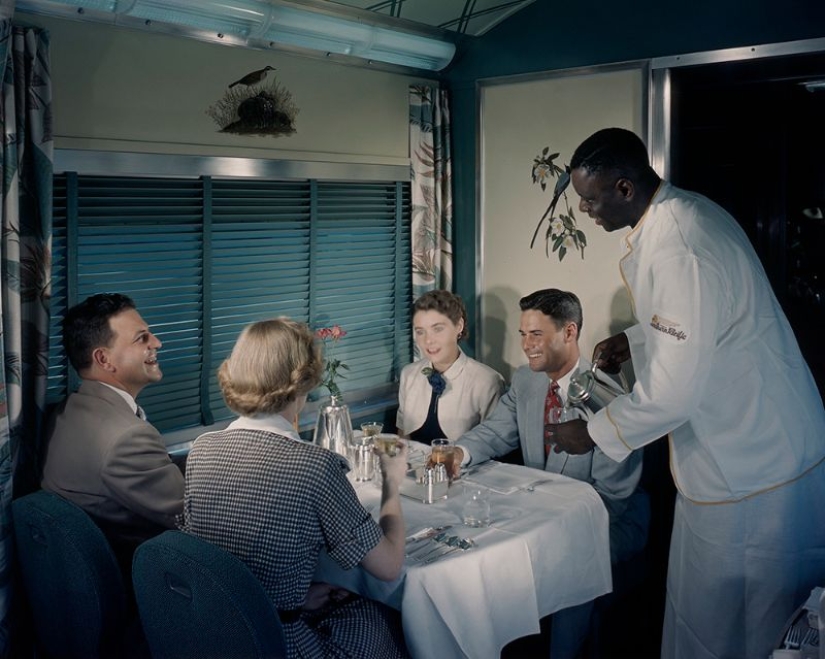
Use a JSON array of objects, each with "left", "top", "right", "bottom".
[
  {"left": 207, "top": 65, "right": 298, "bottom": 137},
  {"left": 229, "top": 65, "right": 276, "bottom": 88}
]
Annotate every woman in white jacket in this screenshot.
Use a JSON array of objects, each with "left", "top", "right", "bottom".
[{"left": 396, "top": 290, "right": 504, "bottom": 444}]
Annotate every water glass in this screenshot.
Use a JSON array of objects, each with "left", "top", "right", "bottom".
[
  {"left": 462, "top": 485, "right": 491, "bottom": 527},
  {"left": 548, "top": 403, "right": 586, "bottom": 425}
]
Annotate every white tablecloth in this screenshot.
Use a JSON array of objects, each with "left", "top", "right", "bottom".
[{"left": 315, "top": 459, "right": 613, "bottom": 659}]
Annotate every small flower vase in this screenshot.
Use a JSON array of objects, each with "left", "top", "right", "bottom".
[{"left": 313, "top": 395, "right": 353, "bottom": 459}]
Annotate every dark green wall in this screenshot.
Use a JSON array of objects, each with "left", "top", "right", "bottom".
[{"left": 444, "top": 0, "right": 825, "bottom": 351}]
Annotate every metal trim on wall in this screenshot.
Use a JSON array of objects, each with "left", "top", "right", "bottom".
[
  {"left": 650, "top": 37, "right": 825, "bottom": 71},
  {"left": 648, "top": 67, "right": 672, "bottom": 181},
  {"left": 54, "top": 149, "right": 410, "bottom": 182},
  {"left": 647, "top": 36, "right": 825, "bottom": 186}
]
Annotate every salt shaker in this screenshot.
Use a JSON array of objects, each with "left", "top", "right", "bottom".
[{"left": 422, "top": 465, "right": 448, "bottom": 503}]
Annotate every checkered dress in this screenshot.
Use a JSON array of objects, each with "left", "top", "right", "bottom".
[{"left": 182, "top": 428, "right": 407, "bottom": 658}]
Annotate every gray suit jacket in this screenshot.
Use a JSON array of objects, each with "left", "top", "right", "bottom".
[
  {"left": 42, "top": 380, "right": 184, "bottom": 544},
  {"left": 457, "top": 364, "right": 650, "bottom": 563}
]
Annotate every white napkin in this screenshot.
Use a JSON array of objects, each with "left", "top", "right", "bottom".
[{"left": 463, "top": 463, "right": 532, "bottom": 495}]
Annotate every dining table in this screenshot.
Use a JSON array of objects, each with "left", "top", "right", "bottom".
[{"left": 314, "top": 444, "right": 613, "bottom": 659}]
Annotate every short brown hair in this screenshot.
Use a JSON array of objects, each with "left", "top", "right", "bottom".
[
  {"left": 218, "top": 318, "right": 323, "bottom": 416},
  {"left": 412, "top": 290, "right": 468, "bottom": 340}
]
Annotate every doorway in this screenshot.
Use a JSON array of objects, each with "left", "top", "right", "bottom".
[{"left": 666, "top": 49, "right": 825, "bottom": 399}]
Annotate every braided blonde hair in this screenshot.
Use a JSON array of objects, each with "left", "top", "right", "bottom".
[{"left": 218, "top": 318, "right": 323, "bottom": 416}]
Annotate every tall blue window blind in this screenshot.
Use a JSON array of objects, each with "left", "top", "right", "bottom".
[{"left": 48, "top": 173, "right": 412, "bottom": 434}]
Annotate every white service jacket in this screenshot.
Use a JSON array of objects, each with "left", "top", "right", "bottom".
[{"left": 588, "top": 181, "right": 825, "bottom": 502}]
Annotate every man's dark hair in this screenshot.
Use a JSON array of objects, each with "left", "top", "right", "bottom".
[
  {"left": 570, "top": 127, "right": 652, "bottom": 180},
  {"left": 62, "top": 293, "right": 136, "bottom": 372},
  {"left": 519, "top": 289, "right": 583, "bottom": 337}
]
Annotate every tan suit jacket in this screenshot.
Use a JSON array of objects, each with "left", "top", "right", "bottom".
[{"left": 42, "top": 380, "right": 184, "bottom": 544}]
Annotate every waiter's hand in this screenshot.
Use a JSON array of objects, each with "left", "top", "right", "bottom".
[
  {"left": 593, "top": 332, "right": 631, "bottom": 374},
  {"left": 546, "top": 418, "right": 596, "bottom": 455}
]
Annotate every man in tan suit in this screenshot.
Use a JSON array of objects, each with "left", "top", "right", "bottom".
[{"left": 42, "top": 293, "right": 184, "bottom": 563}]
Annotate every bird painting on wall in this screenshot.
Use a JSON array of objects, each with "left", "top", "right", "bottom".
[
  {"left": 209, "top": 64, "right": 298, "bottom": 137},
  {"left": 228, "top": 65, "right": 276, "bottom": 88}
]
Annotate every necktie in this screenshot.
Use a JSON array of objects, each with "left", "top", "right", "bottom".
[{"left": 543, "top": 380, "right": 563, "bottom": 456}]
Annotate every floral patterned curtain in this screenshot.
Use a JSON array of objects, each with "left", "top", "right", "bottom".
[
  {"left": 409, "top": 85, "right": 453, "bottom": 297},
  {"left": 0, "top": 21, "right": 53, "bottom": 652}
]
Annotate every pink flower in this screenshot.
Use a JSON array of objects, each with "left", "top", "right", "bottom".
[{"left": 314, "top": 325, "right": 349, "bottom": 398}]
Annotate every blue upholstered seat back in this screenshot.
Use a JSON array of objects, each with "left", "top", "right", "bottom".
[
  {"left": 132, "top": 530, "right": 286, "bottom": 659},
  {"left": 12, "top": 490, "right": 128, "bottom": 659}
]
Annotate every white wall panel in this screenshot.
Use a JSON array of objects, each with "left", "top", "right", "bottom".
[{"left": 479, "top": 67, "right": 644, "bottom": 380}]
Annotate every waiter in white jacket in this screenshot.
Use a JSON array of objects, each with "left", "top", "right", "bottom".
[{"left": 549, "top": 127, "right": 825, "bottom": 659}]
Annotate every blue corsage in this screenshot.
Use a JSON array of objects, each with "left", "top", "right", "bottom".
[{"left": 422, "top": 367, "right": 446, "bottom": 397}]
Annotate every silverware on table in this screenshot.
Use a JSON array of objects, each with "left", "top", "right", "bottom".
[
  {"left": 784, "top": 623, "right": 803, "bottom": 650},
  {"left": 405, "top": 525, "right": 452, "bottom": 544},
  {"left": 522, "top": 479, "right": 552, "bottom": 493},
  {"left": 406, "top": 532, "right": 449, "bottom": 560},
  {"left": 411, "top": 535, "right": 475, "bottom": 564},
  {"left": 423, "top": 537, "right": 475, "bottom": 564}
]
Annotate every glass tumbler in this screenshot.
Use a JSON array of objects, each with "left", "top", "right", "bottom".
[{"left": 462, "top": 485, "right": 491, "bottom": 527}]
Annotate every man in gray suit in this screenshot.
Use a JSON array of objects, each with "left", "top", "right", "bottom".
[
  {"left": 454, "top": 288, "right": 648, "bottom": 562},
  {"left": 42, "top": 293, "right": 184, "bottom": 562},
  {"left": 452, "top": 289, "right": 650, "bottom": 657}
]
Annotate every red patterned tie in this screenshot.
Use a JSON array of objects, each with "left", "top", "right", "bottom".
[{"left": 544, "top": 380, "right": 562, "bottom": 456}]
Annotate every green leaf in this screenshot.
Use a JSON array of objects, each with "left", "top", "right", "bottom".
[
  {"left": 559, "top": 246, "right": 567, "bottom": 261},
  {"left": 577, "top": 230, "right": 587, "bottom": 245}
]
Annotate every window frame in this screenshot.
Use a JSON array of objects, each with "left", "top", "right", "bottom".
[{"left": 49, "top": 150, "right": 412, "bottom": 446}]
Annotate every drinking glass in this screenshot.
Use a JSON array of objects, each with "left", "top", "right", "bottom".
[
  {"left": 430, "top": 438, "right": 456, "bottom": 480},
  {"left": 462, "top": 485, "right": 491, "bottom": 527},
  {"left": 349, "top": 433, "right": 375, "bottom": 482},
  {"left": 548, "top": 403, "right": 586, "bottom": 425},
  {"left": 374, "top": 433, "right": 400, "bottom": 457},
  {"left": 361, "top": 421, "right": 383, "bottom": 439}
]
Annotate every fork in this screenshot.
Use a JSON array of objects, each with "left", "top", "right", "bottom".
[
  {"left": 802, "top": 627, "right": 819, "bottom": 647},
  {"left": 405, "top": 532, "right": 449, "bottom": 560},
  {"left": 784, "top": 623, "right": 803, "bottom": 650}
]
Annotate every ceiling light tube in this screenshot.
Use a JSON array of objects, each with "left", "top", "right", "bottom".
[{"left": 15, "top": 0, "right": 456, "bottom": 71}]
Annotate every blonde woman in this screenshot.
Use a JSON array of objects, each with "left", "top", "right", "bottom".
[
  {"left": 397, "top": 290, "right": 505, "bottom": 444},
  {"left": 182, "top": 318, "right": 409, "bottom": 659}
]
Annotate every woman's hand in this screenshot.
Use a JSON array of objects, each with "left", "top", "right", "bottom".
[
  {"left": 377, "top": 440, "right": 409, "bottom": 488},
  {"left": 302, "top": 583, "right": 353, "bottom": 611}
]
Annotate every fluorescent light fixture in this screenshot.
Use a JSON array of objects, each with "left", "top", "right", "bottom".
[
  {"left": 15, "top": 0, "right": 457, "bottom": 71},
  {"left": 802, "top": 79, "right": 825, "bottom": 92}
]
